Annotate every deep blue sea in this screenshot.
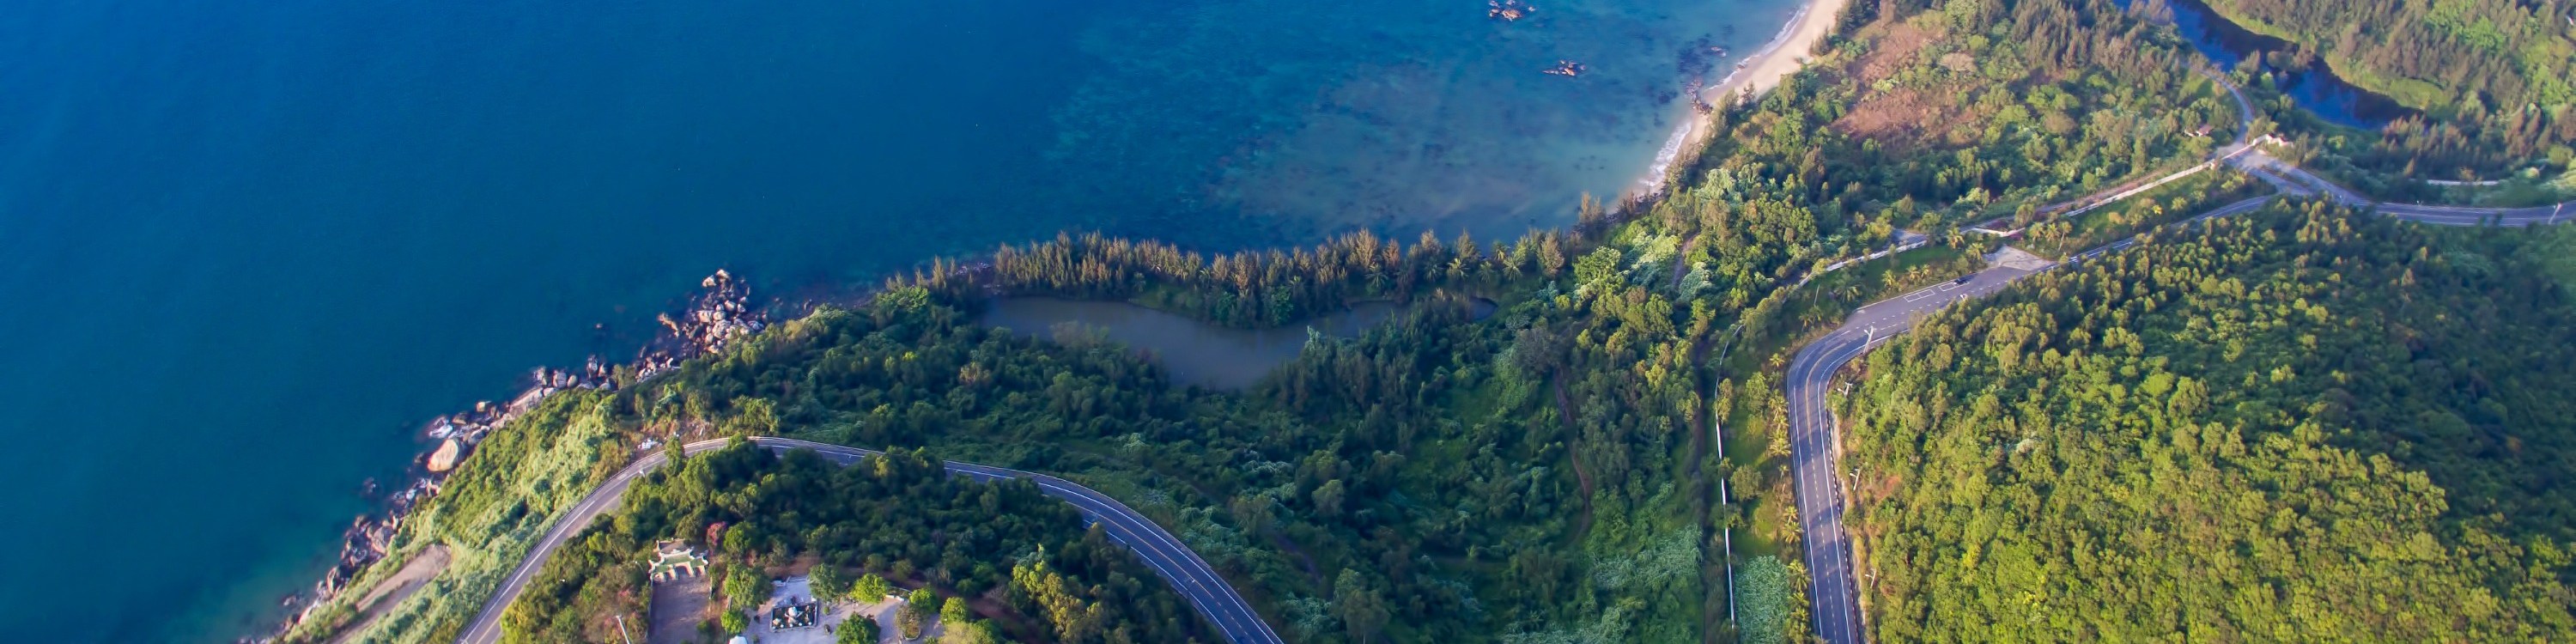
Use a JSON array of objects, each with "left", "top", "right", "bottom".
[{"left": 0, "top": 0, "right": 1794, "bottom": 640}]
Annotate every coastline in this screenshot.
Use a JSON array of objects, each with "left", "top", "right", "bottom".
[
  {"left": 251, "top": 258, "right": 995, "bottom": 644},
  {"left": 1635, "top": 0, "right": 1852, "bottom": 197},
  {"left": 246, "top": 5, "right": 1862, "bottom": 640}
]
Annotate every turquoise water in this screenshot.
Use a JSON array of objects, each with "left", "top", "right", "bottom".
[{"left": 0, "top": 0, "right": 1795, "bottom": 640}]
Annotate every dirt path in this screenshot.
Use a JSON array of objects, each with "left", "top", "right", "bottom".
[
  {"left": 1682, "top": 334, "right": 1724, "bottom": 644},
  {"left": 1671, "top": 234, "right": 1699, "bottom": 288},
  {"left": 1551, "top": 374, "right": 1595, "bottom": 536},
  {"left": 327, "top": 544, "right": 451, "bottom": 644}
]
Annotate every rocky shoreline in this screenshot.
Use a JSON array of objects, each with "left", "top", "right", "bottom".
[
  {"left": 246, "top": 270, "right": 769, "bottom": 643},
  {"left": 244, "top": 256, "right": 1012, "bottom": 643}
]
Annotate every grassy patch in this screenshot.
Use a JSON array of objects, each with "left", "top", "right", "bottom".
[
  {"left": 1732, "top": 555, "right": 1802, "bottom": 644},
  {"left": 285, "top": 392, "right": 633, "bottom": 644}
]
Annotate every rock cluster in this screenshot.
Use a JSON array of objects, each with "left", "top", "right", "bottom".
[{"left": 655, "top": 269, "right": 764, "bottom": 359}]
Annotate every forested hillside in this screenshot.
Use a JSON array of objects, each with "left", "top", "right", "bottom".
[
  {"left": 1842, "top": 203, "right": 2576, "bottom": 640},
  {"left": 1716, "top": 0, "right": 2238, "bottom": 229}
]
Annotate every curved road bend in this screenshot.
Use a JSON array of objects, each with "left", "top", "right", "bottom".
[
  {"left": 456, "top": 437, "right": 1285, "bottom": 644},
  {"left": 1783, "top": 252, "right": 2055, "bottom": 644},
  {"left": 2205, "top": 69, "right": 2576, "bottom": 226}
]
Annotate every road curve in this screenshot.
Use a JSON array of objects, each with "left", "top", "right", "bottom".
[
  {"left": 2203, "top": 67, "right": 2575, "bottom": 226},
  {"left": 454, "top": 436, "right": 1285, "bottom": 644},
  {"left": 1783, "top": 252, "right": 2052, "bottom": 644}
]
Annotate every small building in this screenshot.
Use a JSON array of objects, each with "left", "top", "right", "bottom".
[{"left": 648, "top": 539, "right": 708, "bottom": 581}]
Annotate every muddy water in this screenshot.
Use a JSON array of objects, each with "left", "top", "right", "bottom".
[{"left": 982, "top": 298, "right": 1493, "bottom": 389}]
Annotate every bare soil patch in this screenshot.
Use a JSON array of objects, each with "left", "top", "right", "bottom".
[
  {"left": 647, "top": 574, "right": 714, "bottom": 644},
  {"left": 1830, "top": 87, "right": 1972, "bottom": 149},
  {"left": 1853, "top": 22, "right": 1944, "bottom": 84},
  {"left": 326, "top": 544, "right": 449, "bottom": 644}
]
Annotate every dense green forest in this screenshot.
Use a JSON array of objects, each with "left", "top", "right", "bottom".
[
  {"left": 1841, "top": 203, "right": 2576, "bottom": 640},
  {"left": 500, "top": 443, "right": 1196, "bottom": 643}
]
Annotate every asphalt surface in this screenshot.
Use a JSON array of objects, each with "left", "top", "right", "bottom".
[
  {"left": 454, "top": 437, "right": 1284, "bottom": 644},
  {"left": 2206, "top": 70, "right": 2576, "bottom": 227},
  {"left": 1783, "top": 252, "right": 2052, "bottom": 644}
]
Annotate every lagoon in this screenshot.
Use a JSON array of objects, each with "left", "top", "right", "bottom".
[{"left": 981, "top": 297, "right": 1497, "bottom": 390}]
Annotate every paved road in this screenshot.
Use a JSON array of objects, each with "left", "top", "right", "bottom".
[
  {"left": 2229, "top": 149, "right": 2576, "bottom": 226},
  {"left": 2205, "top": 68, "right": 2576, "bottom": 227},
  {"left": 455, "top": 437, "right": 1285, "bottom": 644},
  {"left": 1783, "top": 252, "right": 2053, "bottom": 644},
  {"left": 1775, "top": 60, "right": 2576, "bottom": 644},
  {"left": 1779, "top": 70, "right": 2271, "bottom": 643}
]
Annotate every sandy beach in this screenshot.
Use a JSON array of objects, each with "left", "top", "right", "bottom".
[
  {"left": 1704, "top": 0, "right": 1852, "bottom": 103},
  {"left": 1636, "top": 0, "right": 1854, "bottom": 197}
]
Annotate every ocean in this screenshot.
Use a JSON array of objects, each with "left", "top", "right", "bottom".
[{"left": 0, "top": 0, "right": 1799, "bottom": 640}]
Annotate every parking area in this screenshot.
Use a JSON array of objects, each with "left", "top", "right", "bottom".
[{"left": 744, "top": 577, "right": 934, "bottom": 644}]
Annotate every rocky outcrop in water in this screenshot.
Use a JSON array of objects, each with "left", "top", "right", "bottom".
[{"left": 655, "top": 269, "right": 763, "bottom": 358}]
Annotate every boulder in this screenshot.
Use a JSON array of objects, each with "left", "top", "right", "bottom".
[{"left": 426, "top": 439, "right": 463, "bottom": 473}]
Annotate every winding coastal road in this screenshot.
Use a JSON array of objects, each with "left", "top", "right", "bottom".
[
  {"left": 1780, "top": 68, "right": 2569, "bottom": 644},
  {"left": 454, "top": 437, "right": 1285, "bottom": 644},
  {"left": 1783, "top": 251, "right": 2052, "bottom": 644}
]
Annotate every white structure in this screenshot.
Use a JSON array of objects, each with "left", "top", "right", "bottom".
[{"left": 648, "top": 539, "right": 708, "bottom": 581}]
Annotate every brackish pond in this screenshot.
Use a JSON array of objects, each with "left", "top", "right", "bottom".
[
  {"left": 983, "top": 297, "right": 1494, "bottom": 390},
  {"left": 2149, "top": 0, "right": 2411, "bottom": 128}
]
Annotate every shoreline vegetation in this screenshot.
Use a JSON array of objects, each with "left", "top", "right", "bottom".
[
  {"left": 1637, "top": 0, "right": 1855, "bottom": 200},
  {"left": 251, "top": 0, "right": 2574, "bottom": 642}
]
